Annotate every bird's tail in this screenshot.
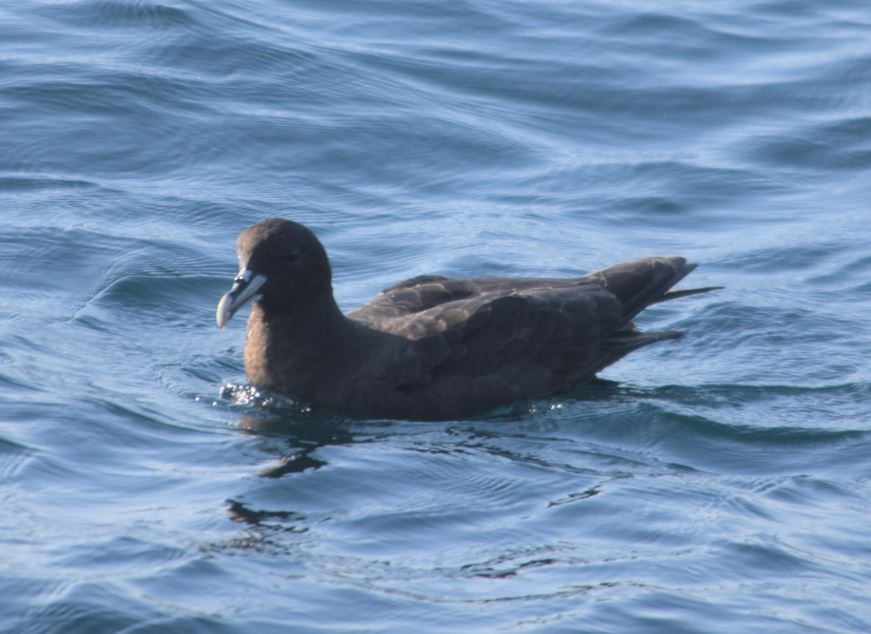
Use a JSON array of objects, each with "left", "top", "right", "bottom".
[
  {"left": 652, "top": 285, "right": 723, "bottom": 304},
  {"left": 585, "top": 256, "right": 718, "bottom": 321}
]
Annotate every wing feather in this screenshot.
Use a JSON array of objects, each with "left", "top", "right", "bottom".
[{"left": 344, "top": 258, "right": 717, "bottom": 417}]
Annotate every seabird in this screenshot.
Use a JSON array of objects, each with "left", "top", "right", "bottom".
[{"left": 217, "top": 218, "right": 718, "bottom": 420}]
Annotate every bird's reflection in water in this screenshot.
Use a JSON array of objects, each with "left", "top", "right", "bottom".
[
  {"left": 221, "top": 380, "right": 623, "bottom": 536},
  {"left": 225, "top": 499, "right": 307, "bottom": 529},
  {"left": 236, "top": 412, "right": 355, "bottom": 477},
  {"left": 223, "top": 411, "right": 360, "bottom": 540}
]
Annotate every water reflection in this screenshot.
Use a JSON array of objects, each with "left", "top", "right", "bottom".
[
  {"left": 237, "top": 414, "right": 354, "bottom": 477},
  {"left": 222, "top": 412, "right": 359, "bottom": 539}
]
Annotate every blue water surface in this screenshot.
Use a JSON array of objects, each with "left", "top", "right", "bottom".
[{"left": 1, "top": 0, "right": 870, "bottom": 632}]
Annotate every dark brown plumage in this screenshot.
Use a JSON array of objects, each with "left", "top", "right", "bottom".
[{"left": 216, "top": 218, "right": 718, "bottom": 420}]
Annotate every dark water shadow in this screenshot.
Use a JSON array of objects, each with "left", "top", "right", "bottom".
[{"left": 236, "top": 413, "right": 355, "bottom": 478}]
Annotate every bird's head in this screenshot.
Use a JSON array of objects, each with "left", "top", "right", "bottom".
[{"left": 216, "top": 218, "right": 332, "bottom": 328}]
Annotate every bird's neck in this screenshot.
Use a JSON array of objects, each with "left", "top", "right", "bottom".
[{"left": 244, "top": 290, "right": 357, "bottom": 402}]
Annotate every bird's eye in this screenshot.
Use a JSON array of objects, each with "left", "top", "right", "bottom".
[{"left": 285, "top": 251, "right": 299, "bottom": 263}]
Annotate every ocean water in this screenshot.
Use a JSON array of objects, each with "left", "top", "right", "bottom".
[{"left": 2, "top": 0, "right": 870, "bottom": 631}]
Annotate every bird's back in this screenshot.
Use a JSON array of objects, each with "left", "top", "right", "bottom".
[{"left": 337, "top": 260, "right": 703, "bottom": 419}]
